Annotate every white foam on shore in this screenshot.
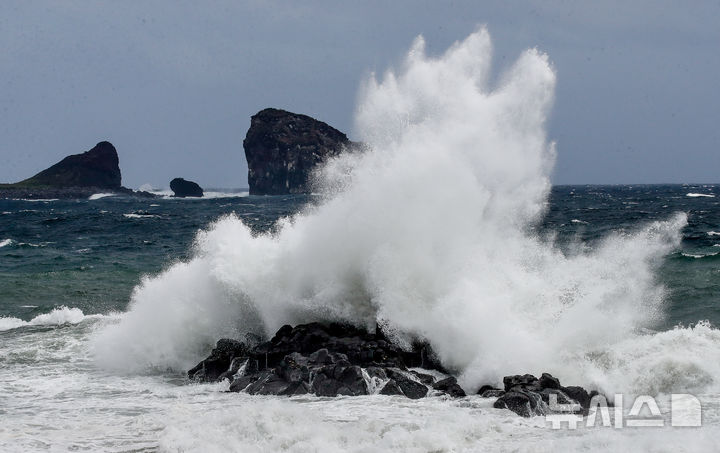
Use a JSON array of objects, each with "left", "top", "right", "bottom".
[
  {"left": 5, "top": 313, "right": 720, "bottom": 453},
  {"left": 155, "top": 393, "right": 720, "bottom": 453},
  {"left": 0, "top": 307, "right": 103, "bottom": 332}
]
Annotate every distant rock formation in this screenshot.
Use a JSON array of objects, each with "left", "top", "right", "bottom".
[
  {"left": 170, "top": 178, "right": 204, "bottom": 198},
  {"left": 243, "top": 108, "right": 357, "bottom": 195},
  {"left": 17, "top": 141, "right": 121, "bottom": 188},
  {"left": 0, "top": 141, "right": 154, "bottom": 199}
]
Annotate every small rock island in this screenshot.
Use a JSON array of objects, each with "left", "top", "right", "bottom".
[
  {"left": 0, "top": 141, "right": 150, "bottom": 199},
  {"left": 170, "top": 178, "right": 204, "bottom": 198},
  {"left": 243, "top": 108, "right": 358, "bottom": 195}
]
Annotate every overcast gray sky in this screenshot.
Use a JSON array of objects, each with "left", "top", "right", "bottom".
[{"left": 1, "top": 0, "right": 719, "bottom": 188}]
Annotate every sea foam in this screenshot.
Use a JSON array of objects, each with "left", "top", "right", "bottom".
[
  {"left": 137, "top": 186, "right": 248, "bottom": 199},
  {"left": 0, "top": 306, "right": 101, "bottom": 332},
  {"left": 89, "top": 193, "right": 116, "bottom": 200},
  {"left": 123, "top": 213, "right": 160, "bottom": 219},
  {"left": 93, "top": 29, "right": 704, "bottom": 397}
]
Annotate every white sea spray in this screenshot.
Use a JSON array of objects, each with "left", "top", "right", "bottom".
[{"left": 91, "top": 29, "right": 709, "bottom": 399}]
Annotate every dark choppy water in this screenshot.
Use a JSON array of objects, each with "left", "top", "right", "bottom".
[
  {"left": 2, "top": 186, "right": 720, "bottom": 452},
  {"left": 2, "top": 185, "right": 719, "bottom": 328},
  {"left": 0, "top": 193, "right": 306, "bottom": 321},
  {"left": 545, "top": 185, "right": 720, "bottom": 328}
]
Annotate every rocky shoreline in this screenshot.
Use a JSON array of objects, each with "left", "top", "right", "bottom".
[{"left": 189, "top": 322, "right": 603, "bottom": 418}]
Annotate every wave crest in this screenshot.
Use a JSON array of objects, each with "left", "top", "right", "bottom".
[
  {"left": 0, "top": 306, "right": 101, "bottom": 332},
  {"left": 92, "top": 29, "right": 701, "bottom": 396}
]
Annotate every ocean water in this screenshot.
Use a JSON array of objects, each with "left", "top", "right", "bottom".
[
  {"left": 3, "top": 29, "right": 720, "bottom": 451},
  {"left": 2, "top": 187, "right": 720, "bottom": 452}
]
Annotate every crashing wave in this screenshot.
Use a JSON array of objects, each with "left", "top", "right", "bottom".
[{"left": 93, "top": 28, "right": 704, "bottom": 397}]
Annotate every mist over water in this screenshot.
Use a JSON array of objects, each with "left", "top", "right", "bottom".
[{"left": 93, "top": 29, "right": 711, "bottom": 396}]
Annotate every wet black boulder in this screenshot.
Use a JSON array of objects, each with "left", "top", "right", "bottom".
[
  {"left": 188, "top": 322, "right": 458, "bottom": 400},
  {"left": 493, "top": 372, "right": 599, "bottom": 417},
  {"left": 170, "top": 178, "right": 204, "bottom": 197},
  {"left": 432, "top": 376, "right": 466, "bottom": 398},
  {"left": 187, "top": 338, "right": 249, "bottom": 382}
]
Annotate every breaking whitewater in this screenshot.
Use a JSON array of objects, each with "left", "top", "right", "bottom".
[{"left": 3, "top": 29, "right": 720, "bottom": 452}]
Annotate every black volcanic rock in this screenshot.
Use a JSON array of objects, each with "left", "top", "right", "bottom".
[
  {"left": 188, "top": 322, "right": 455, "bottom": 399},
  {"left": 386, "top": 369, "right": 428, "bottom": 399},
  {"left": 188, "top": 338, "right": 249, "bottom": 382},
  {"left": 432, "top": 376, "right": 466, "bottom": 398},
  {"left": 16, "top": 141, "right": 121, "bottom": 188},
  {"left": 379, "top": 379, "right": 405, "bottom": 396},
  {"left": 243, "top": 108, "right": 356, "bottom": 195},
  {"left": 170, "top": 178, "right": 204, "bottom": 197},
  {"left": 477, "top": 385, "right": 504, "bottom": 398},
  {"left": 189, "top": 323, "right": 604, "bottom": 413},
  {"left": 0, "top": 141, "right": 155, "bottom": 199},
  {"left": 492, "top": 372, "right": 602, "bottom": 417}
]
